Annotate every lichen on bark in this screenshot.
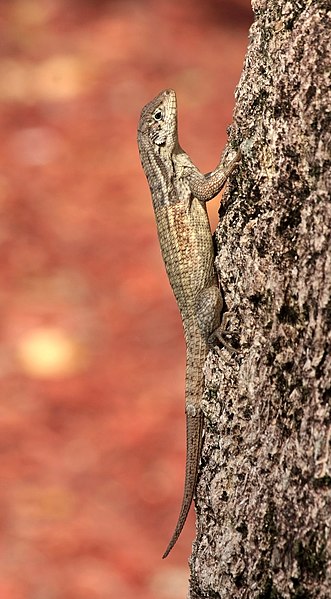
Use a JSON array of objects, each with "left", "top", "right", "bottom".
[{"left": 189, "top": 2, "right": 331, "bottom": 598}]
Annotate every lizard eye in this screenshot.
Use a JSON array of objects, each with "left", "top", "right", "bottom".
[{"left": 153, "top": 109, "right": 163, "bottom": 121}]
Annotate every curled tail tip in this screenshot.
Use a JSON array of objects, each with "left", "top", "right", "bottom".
[
  {"left": 162, "top": 540, "right": 177, "bottom": 559},
  {"left": 162, "top": 413, "right": 203, "bottom": 559},
  {"left": 162, "top": 533, "right": 178, "bottom": 559},
  {"left": 162, "top": 524, "right": 188, "bottom": 559}
]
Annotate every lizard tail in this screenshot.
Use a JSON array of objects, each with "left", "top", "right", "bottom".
[{"left": 162, "top": 410, "right": 204, "bottom": 558}]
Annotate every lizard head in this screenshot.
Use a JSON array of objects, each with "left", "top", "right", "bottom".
[{"left": 137, "top": 89, "right": 178, "bottom": 154}]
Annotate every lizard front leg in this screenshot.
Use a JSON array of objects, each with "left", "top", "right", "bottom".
[{"left": 187, "top": 148, "right": 241, "bottom": 202}]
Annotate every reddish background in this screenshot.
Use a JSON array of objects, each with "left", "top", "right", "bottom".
[{"left": 0, "top": 1, "right": 251, "bottom": 598}]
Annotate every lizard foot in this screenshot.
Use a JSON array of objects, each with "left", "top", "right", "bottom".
[{"left": 208, "top": 312, "right": 239, "bottom": 353}]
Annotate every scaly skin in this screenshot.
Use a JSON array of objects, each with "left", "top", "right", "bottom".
[{"left": 137, "top": 89, "right": 240, "bottom": 558}]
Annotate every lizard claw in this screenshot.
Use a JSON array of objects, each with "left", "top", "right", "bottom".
[{"left": 208, "top": 313, "right": 239, "bottom": 353}]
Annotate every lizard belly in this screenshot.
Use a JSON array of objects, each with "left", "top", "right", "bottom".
[{"left": 156, "top": 199, "right": 216, "bottom": 315}]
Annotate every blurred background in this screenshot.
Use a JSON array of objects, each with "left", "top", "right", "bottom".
[{"left": 0, "top": 1, "right": 252, "bottom": 598}]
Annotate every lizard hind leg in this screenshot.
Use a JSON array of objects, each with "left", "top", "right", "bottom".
[
  {"left": 195, "top": 285, "right": 223, "bottom": 341},
  {"left": 196, "top": 287, "right": 238, "bottom": 353}
]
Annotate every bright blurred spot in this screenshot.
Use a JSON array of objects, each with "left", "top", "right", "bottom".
[
  {"left": 150, "top": 567, "right": 188, "bottom": 597},
  {"left": 34, "top": 55, "right": 89, "bottom": 100},
  {"left": 0, "top": 54, "right": 89, "bottom": 103},
  {"left": 11, "top": 0, "right": 53, "bottom": 27},
  {"left": 16, "top": 326, "right": 86, "bottom": 378}
]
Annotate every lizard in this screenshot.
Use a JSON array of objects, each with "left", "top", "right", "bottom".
[{"left": 137, "top": 89, "right": 241, "bottom": 558}]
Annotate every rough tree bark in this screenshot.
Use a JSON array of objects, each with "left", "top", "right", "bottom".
[{"left": 189, "top": 2, "right": 330, "bottom": 598}]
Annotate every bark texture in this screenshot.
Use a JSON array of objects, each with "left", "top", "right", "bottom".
[{"left": 190, "top": 1, "right": 330, "bottom": 597}]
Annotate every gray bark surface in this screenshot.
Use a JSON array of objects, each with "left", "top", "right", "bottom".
[{"left": 190, "top": 1, "right": 330, "bottom": 597}]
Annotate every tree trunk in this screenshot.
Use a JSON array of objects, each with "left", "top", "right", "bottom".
[{"left": 189, "top": 2, "right": 330, "bottom": 597}]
